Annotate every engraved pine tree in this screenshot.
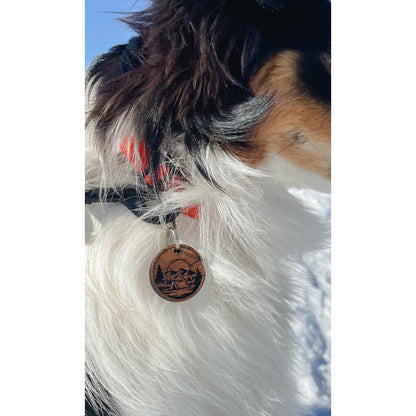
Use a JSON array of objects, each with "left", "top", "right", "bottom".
[{"left": 155, "top": 265, "right": 164, "bottom": 285}]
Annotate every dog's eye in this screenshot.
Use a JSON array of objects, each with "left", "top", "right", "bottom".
[{"left": 290, "top": 132, "right": 308, "bottom": 144}]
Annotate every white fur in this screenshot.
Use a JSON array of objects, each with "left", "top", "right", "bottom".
[{"left": 85, "top": 131, "right": 328, "bottom": 415}]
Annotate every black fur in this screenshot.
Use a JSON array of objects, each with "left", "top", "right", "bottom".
[
  {"left": 298, "top": 51, "right": 331, "bottom": 105},
  {"left": 86, "top": 0, "right": 330, "bottom": 184}
]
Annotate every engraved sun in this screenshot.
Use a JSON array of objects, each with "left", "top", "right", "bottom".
[{"left": 167, "top": 259, "right": 191, "bottom": 272}]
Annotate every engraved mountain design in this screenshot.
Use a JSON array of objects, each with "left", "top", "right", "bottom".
[{"left": 150, "top": 244, "right": 205, "bottom": 301}]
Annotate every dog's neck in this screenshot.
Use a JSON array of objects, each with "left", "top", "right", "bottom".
[
  {"left": 85, "top": 142, "right": 327, "bottom": 415},
  {"left": 86, "top": 142, "right": 326, "bottom": 261}
]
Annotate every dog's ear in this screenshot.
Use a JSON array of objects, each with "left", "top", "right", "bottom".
[{"left": 86, "top": 37, "right": 143, "bottom": 96}]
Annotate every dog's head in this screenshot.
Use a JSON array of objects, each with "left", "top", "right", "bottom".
[{"left": 86, "top": 0, "right": 330, "bottom": 192}]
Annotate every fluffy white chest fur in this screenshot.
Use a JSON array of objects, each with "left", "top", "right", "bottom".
[{"left": 85, "top": 145, "right": 326, "bottom": 416}]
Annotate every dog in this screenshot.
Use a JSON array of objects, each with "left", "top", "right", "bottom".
[{"left": 85, "top": 1, "right": 331, "bottom": 415}]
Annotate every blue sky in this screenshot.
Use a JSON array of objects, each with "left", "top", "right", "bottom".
[{"left": 85, "top": 0, "right": 150, "bottom": 67}]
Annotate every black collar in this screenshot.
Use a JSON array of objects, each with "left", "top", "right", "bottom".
[{"left": 85, "top": 188, "right": 180, "bottom": 225}]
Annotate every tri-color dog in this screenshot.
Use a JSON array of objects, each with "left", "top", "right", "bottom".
[{"left": 85, "top": 1, "right": 331, "bottom": 414}]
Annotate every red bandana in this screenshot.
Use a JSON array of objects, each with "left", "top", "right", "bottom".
[{"left": 120, "top": 138, "right": 200, "bottom": 219}]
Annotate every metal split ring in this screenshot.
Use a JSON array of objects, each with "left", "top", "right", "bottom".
[{"left": 166, "top": 222, "right": 180, "bottom": 252}]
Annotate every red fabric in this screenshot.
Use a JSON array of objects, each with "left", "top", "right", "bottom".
[
  {"left": 120, "top": 138, "right": 200, "bottom": 219},
  {"left": 181, "top": 205, "right": 200, "bottom": 219},
  {"left": 120, "top": 137, "right": 149, "bottom": 174}
]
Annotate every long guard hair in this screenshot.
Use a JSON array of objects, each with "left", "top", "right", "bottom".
[{"left": 85, "top": 1, "right": 331, "bottom": 415}]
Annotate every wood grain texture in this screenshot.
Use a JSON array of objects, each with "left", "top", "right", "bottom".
[{"left": 150, "top": 244, "right": 205, "bottom": 302}]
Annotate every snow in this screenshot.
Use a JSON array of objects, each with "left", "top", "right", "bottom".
[{"left": 289, "top": 188, "right": 331, "bottom": 415}]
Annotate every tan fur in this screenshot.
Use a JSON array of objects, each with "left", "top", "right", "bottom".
[{"left": 236, "top": 50, "right": 331, "bottom": 178}]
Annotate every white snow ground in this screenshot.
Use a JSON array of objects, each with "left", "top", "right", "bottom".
[{"left": 289, "top": 189, "right": 331, "bottom": 415}]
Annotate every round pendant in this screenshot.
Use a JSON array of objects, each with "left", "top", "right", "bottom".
[{"left": 150, "top": 244, "right": 205, "bottom": 302}]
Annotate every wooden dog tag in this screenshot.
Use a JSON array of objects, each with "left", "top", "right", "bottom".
[{"left": 150, "top": 244, "right": 205, "bottom": 302}]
